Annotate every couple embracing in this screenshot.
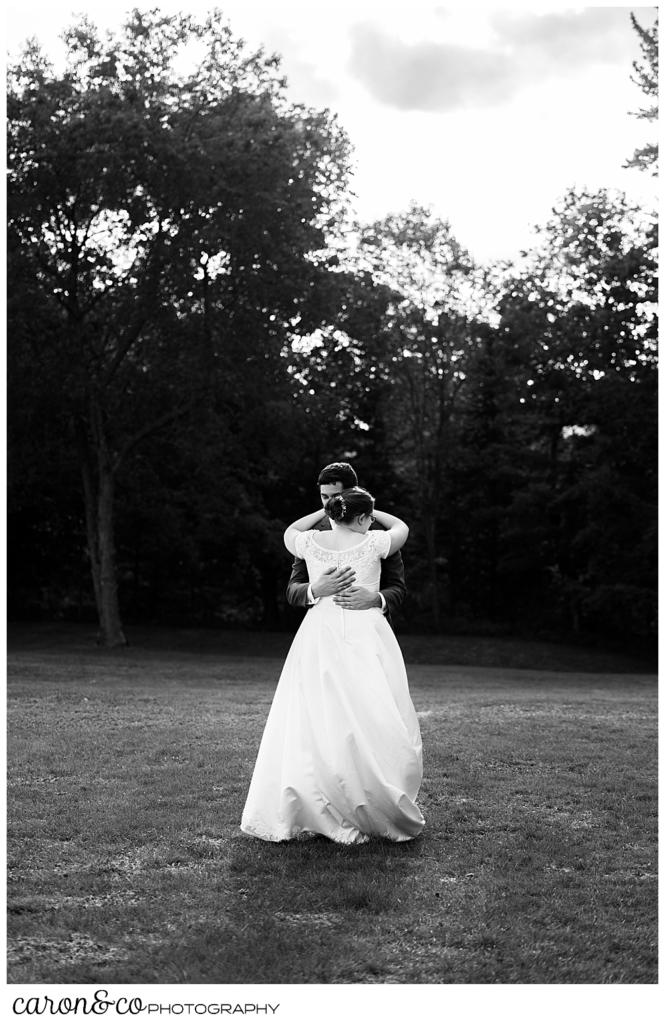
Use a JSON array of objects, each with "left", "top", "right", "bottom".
[{"left": 241, "top": 461, "right": 425, "bottom": 845}]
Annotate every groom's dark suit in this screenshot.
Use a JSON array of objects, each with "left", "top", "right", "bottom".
[{"left": 285, "top": 516, "right": 407, "bottom": 624}]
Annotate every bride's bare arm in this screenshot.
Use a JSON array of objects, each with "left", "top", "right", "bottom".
[
  {"left": 283, "top": 509, "right": 327, "bottom": 555},
  {"left": 372, "top": 509, "right": 409, "bottom": 555}
]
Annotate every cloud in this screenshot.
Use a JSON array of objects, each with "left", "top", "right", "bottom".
[
  {"left": 348, "top": 27, "right": 514, "bottom": 112},
  {"left": 348, "top": 8, "right": 654, "bottom": 113},
  {"left": 489, "top": 7, "right": 647, "bottom": 69}
]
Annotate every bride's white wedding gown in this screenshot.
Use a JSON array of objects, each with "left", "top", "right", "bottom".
[{"left": 240, "top": 529, "right": 425, "bottom": 844}]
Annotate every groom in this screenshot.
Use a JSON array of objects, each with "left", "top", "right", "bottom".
[{"left": 285, "top": 461, "right": 407, "bottom": 620}]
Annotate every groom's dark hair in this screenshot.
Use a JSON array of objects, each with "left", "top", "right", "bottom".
[{"left": 317, "top": 462, "right": 358, "bottom": 488}]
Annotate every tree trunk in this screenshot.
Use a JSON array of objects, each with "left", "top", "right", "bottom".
[
  {"left": 78, "top": 415, "right": 127, "bottom": 647},
  {"left": 76, "top": 382, "right": 199, "bottom": 646},
  {"left": 96, "top": 470, "right": 126, "bottom": 646}
]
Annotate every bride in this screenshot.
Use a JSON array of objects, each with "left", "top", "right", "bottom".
[{"left": 240, "top": 486, "right": 425, "bottom": 844}]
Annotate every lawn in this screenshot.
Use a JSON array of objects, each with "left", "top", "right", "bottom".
[{"left": 6, "top": 627, "right": 658, "bottom": 984}]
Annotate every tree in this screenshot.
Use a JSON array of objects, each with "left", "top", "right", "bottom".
[
  {"left": 624, "top": 12, "right": 658, "bottom": 175},
  {"left": 495, "top": 187, "right": 657, "bottom": 637},
  {"left": 8, "top": 10, "right": 351, "bottom": 644},
  {"left": 353, "top": 205, "right": 482, "bottom": 628}
]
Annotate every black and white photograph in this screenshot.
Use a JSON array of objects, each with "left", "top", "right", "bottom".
[{"left": 4, "top": 0, "right": 658, "bottom": 1016}]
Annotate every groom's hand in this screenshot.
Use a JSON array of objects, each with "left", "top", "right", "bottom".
[
  {"left": 311, "top": 566, "right": 356, "bottom": 599},
  {"left": 333, "top": 586, "right": 381, "bottom": 611}
]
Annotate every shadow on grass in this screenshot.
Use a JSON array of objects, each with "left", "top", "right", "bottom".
[{"left": 227, "top": 831, "right": 428, "bottom": 912}]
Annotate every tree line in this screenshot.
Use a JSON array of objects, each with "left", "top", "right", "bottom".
[{"left": 7, "top": 10, "right": 657, "bottom": 648}]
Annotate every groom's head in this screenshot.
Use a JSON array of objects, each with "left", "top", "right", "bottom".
[{"left": 317, "top": 462, "right": 358, "bottom": 507}]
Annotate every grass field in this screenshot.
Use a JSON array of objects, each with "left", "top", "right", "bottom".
[{"left": 6, "top": 627, "right": 658, "bottom": 984}]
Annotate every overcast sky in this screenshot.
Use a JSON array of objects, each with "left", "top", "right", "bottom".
[{"left": 5, "top": 1, "right": 658, "bottom": 264}]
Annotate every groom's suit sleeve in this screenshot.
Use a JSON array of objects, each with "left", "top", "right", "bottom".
[
  {"left": 379, "top": 547, "right": 407, "bottom": 621},
  {"left": 285, "top": 555, "right": 311, "bottom": 609}
]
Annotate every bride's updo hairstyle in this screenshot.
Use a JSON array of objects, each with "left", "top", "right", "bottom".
[{"left": 325, "top": 487, "right": 375, "bottom": 524}]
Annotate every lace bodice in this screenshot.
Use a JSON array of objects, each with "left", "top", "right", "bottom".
[{"left": 294, "top": 529, "right": 391, "bottom": 595}]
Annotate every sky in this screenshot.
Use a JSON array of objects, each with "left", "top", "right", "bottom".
[{"left": 4, "top": 1, "right": 659, "bottom": 264}]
